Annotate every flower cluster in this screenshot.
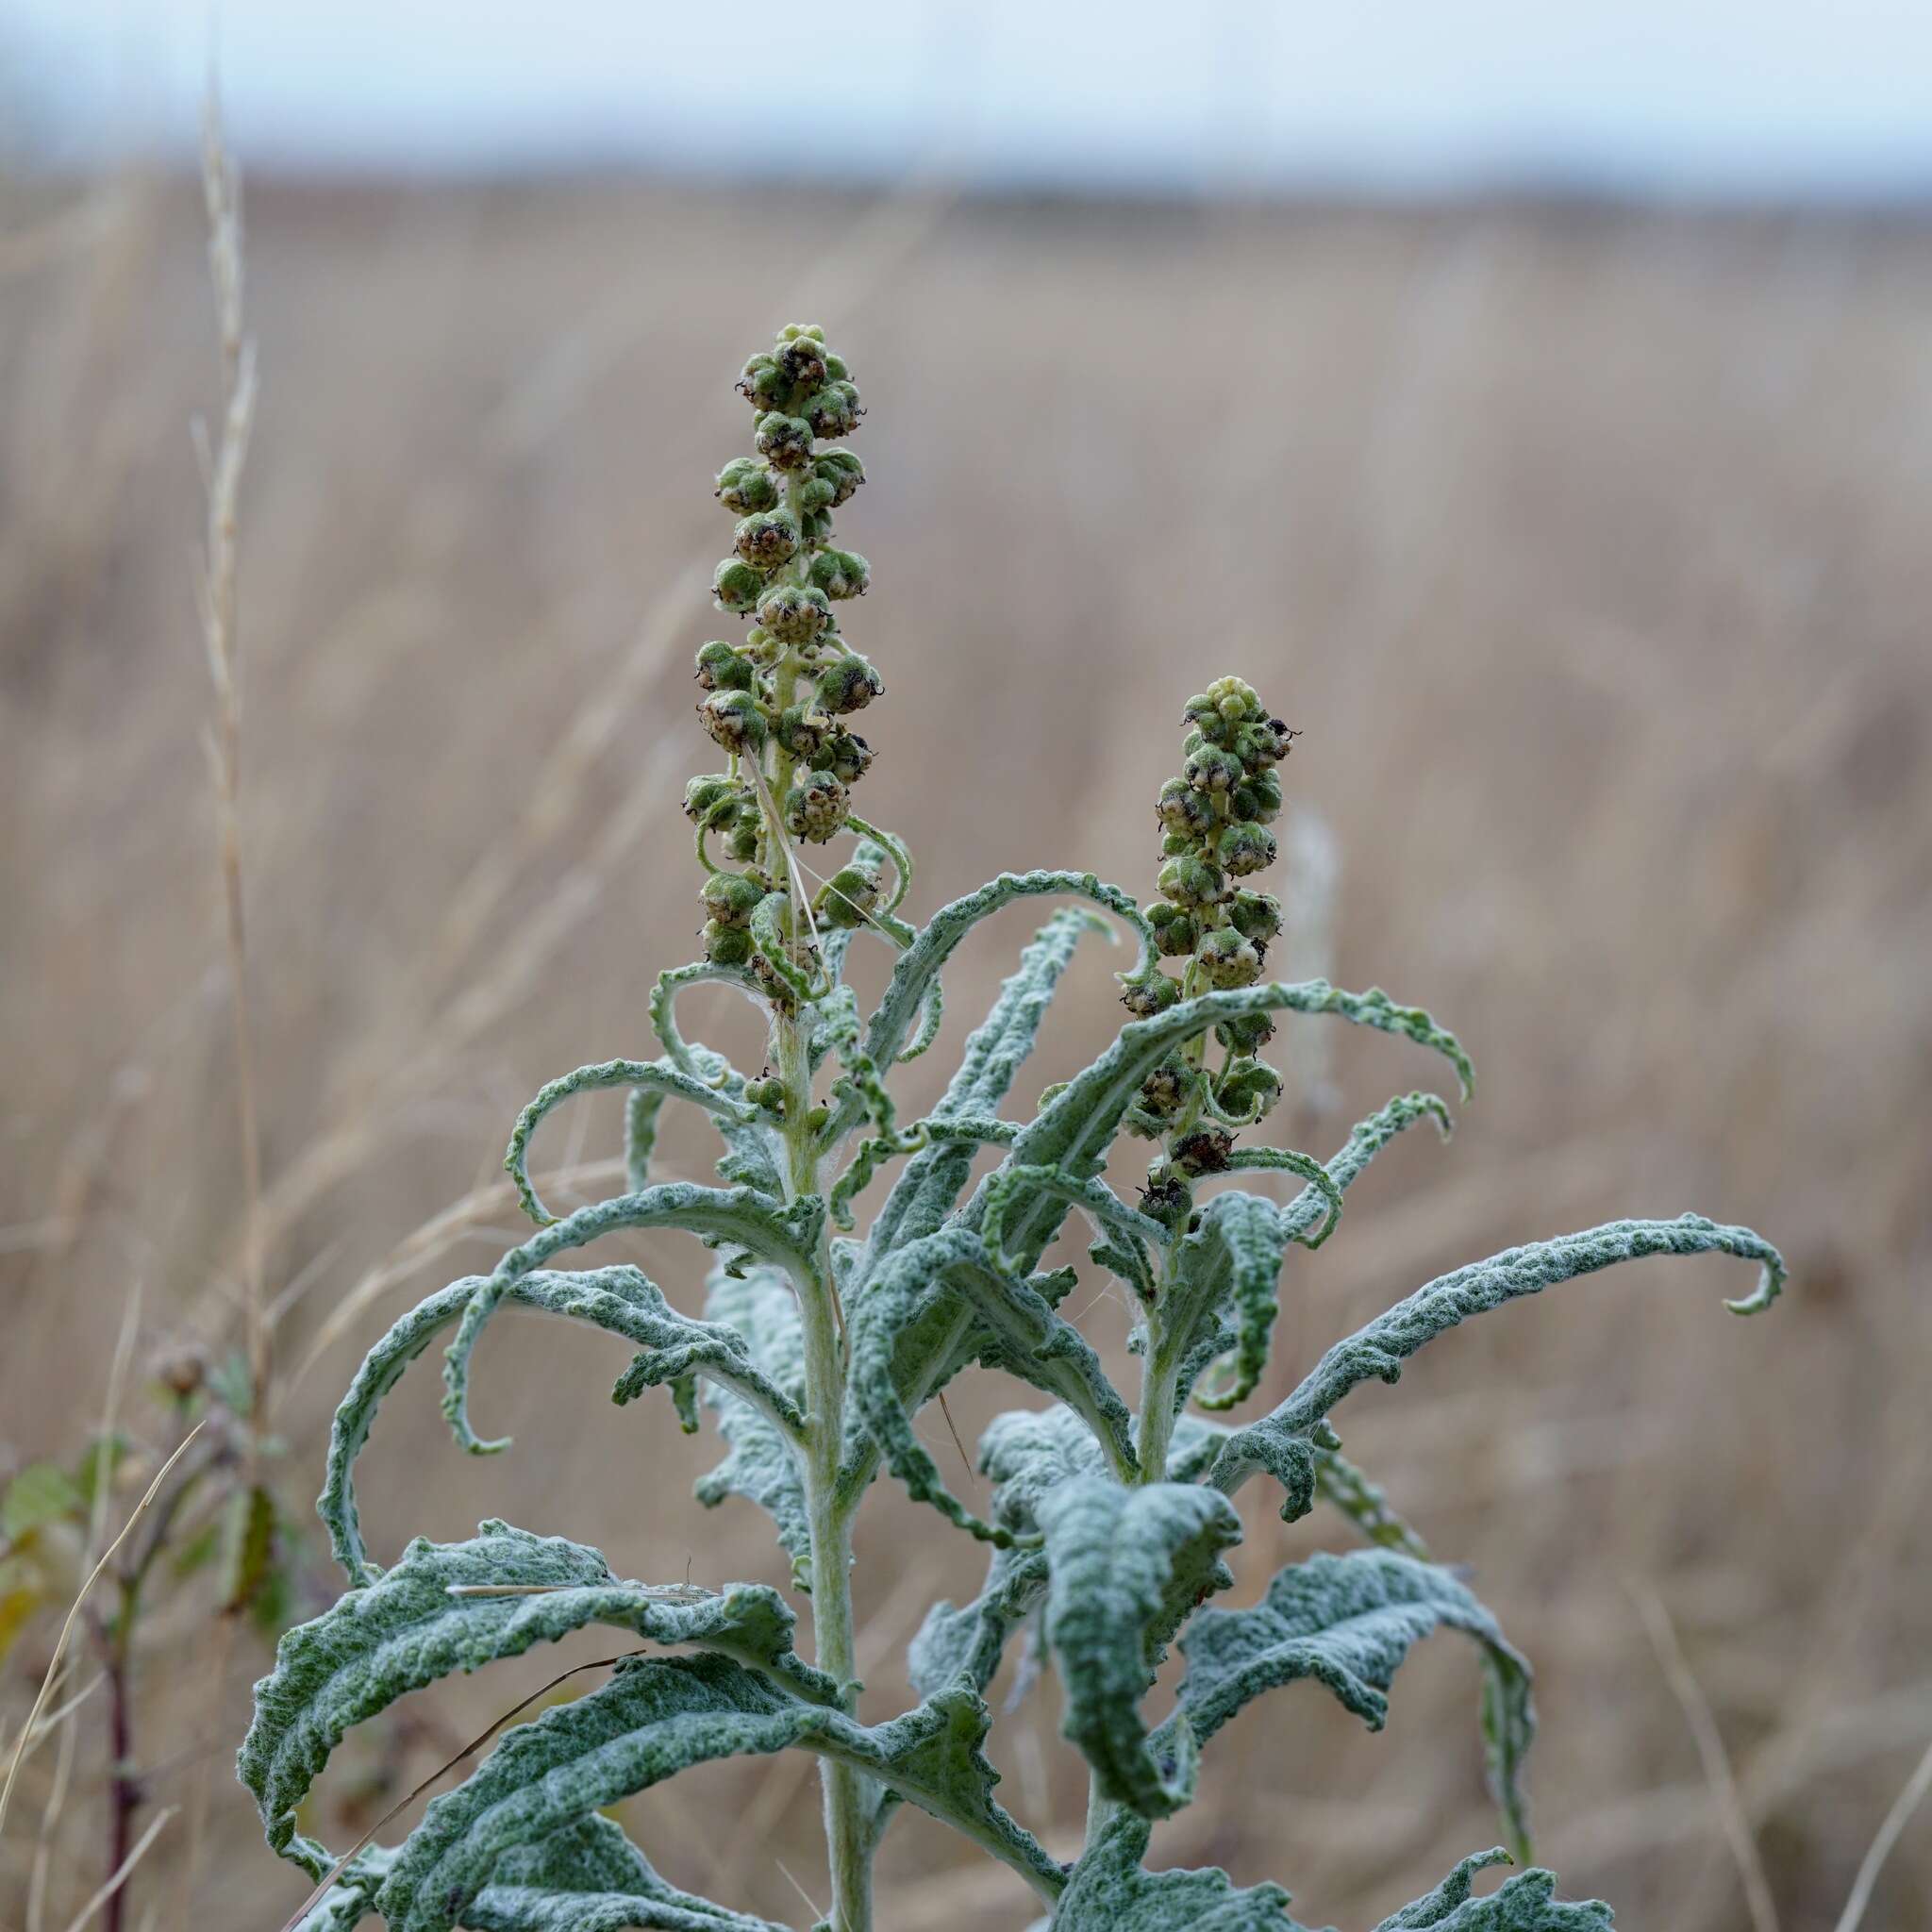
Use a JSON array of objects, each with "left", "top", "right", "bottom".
[
  {"left": 1121, "top": 675, "right": 1297, "bottom": 1205},
  {"left": 683, "top": 325, "right": 883, "bottom": 969}
]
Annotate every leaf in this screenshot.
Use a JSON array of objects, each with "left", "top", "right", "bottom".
[
  {"left": 1037, "top": 1477, "right": 1241, "bottom": 1818},
  {"left": 287, "top": 1846, "right": 394, "bottom": 1932},
  {"left": 320, "top": 1265, "right": 803, "bottom": 1581},
  {"left": 981, "top": 1163, "right": 1166, "bottom": 1281},
  {"left": 1051, "top": 1810, "right": 1310, "bottom": 1930},
  {"left": 1174, "top": 1550, "right": 1534, "bottom": 1862},
  {"left": 503, "top": 1058, "right": 767, "bottom": 1226},
  {"left": 848, "top": 1227, "right": 1136, "bottom": 1541},
  {"left": 0, "top": 1556, "right": 45, "bottom": 1665},
  {"left": 442, "top": 1184, "right": 824, "bottom": 1457},
  {"left": 645, "top": 962, "right": 786, "bottom": 1194},
  {"left": 1312, "top": 1435, "right": 1429, "bottom": 1558},
  {"left": 375, "top": 1654, "right": 1061, "bottom": 1931},
  {"left": 240, "top": 1521, "right": 838, "bottom": 1880},
  {"left": 223, "top": 1483, "right": 278, "bottom": 1616},
  {"left": 1208, "top": 1215, "right": 1787, "bottom": 1521},
  {"left": 691, "top": 1262, "right": 812, "bottom": 1591},
  {"left": 2, "top": 1462, "right": 82, "bottom": 1542},
  {"left": 1371, "top": 1851, "right": 1612, "bottom": 1930}
]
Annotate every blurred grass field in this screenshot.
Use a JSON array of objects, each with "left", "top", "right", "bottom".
[{"left": 2, "top": 175, "right": 1929, "bottom": 1929}]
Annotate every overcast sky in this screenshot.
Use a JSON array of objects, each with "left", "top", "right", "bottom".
[{"left": 8, "top": 0, "right": 1932, "bottom": 197}]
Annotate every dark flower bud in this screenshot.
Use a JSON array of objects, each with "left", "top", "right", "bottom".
[
  {"left": 694, "top": 641, "right": 756, "bottom": 692},
  {"left": 1158, "top": 854, "right": 1229, "bottom": 908},
  {"left": 1146, "top": 902, "right": 1198, "bottom": 958},
  {"left": 775, "top": 327, "right": 828, "bottom": 390},
  {"left": 698, "top": 690, "right": 766, "bottom": 752},
  {"left": 1219, "top": 821, "right": 1277, "bottom": 876},
  {"left": 755, "top": 412, "right": 815, "bottom": 470},
  {"left": 808, "top": 548, "right": 871, "bottom": 599},
  {"left": 1231, "top": 768, "right": 1283, "bottom": 824},
  {"left": 703, "top": 919, "right": 754, "bottom": 967},
  {"left": 757, "top": 582, "right": 835, "bottom": 645},
  {"left": 1226, "top": 890, "right": 1282, "bottom": 946},
  {"left": 1138, "top": 1169, "right": 1194, "bottom": 1233},
  {"left": 814, "top": 863, "right": 882, "bottom": 930},
  {"left": 1119, "top": 973, "right": 1181, "bottom": 1019},
  {"left": 713, "top": 558, "right": 767, "bottom": 615},
  {"left": 1196, "top": 926, "right": 1262, "bottom": 989},
  {"left": 1184, "top": 745, "right": 1244, "bottom": 794},
  {"left": 1215, "top": 1057, "right": 1282, "bottom": 1121},
  {"left": 784, "top": 770, "right": 848, "bottom": 842},
  {"left": 812, "top": 448, "right": 865, "bottom": 506},
  {"left": 1171, "top": 1124, "right": 1235, "bottom": 1177},
  {"left": 777, "top": 704, "right": 838, "bottom": 760},
  {"left": 1138, "top": 1057, "right": 1193, "bottom": 1119},
  {"left": 154, "top": 1343, "right": 208, "bottom": 1399},
  {"left": 816, "top": 655, "right": 882, "bottom": 714},
  {"left": 702, "top": 871, "right": 767, "bottom": 929},
  {"left": 1232, "top": 716, "right": 1298, "bottom": 769},
  {"left": 806, "top": 381, "right": 862, "bottom": 439},
  {"left": 1215, "top": 1009, "right": 1276, "bottom": 1055},
  {"left": 1158, "top": 775, "right": 1214, "bottom": 838},
  {"left": 812, "top": 728, "right": 874, "bottom": 784},
  {"left": 715, "top": 456, "right": 780, "bottom": 514},
  {"left": 737, "top": 354, "right": 794, "bottom": 413},
  {"left": 734, "top": 510, "right": 800, "bottom": 571}
]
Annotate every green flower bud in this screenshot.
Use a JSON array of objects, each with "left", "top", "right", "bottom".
[
  {"left": 808, "top": 548, "right": 871, "bottom": 599},
  {"left": 1226, "top": 890, "right": 1282, "bottom": 946},
  {"left": 712, "top": 558, "right": 767, "bottom": 615},
  {"left": 724, "top": 820, "right": 760, "bottom": 862},
  {"left": 1215, "top": 1057, "right": 1282, "bottom": 1120},
  {"left": 1215, "top": 1009, "right": 1277, "bottom": 1055},
  {"left": 816, "top": 655, "right": 882, "bottom": 714},
  {"left": 1146, "top": 901, "right": 1198, "bottom": 958},
  {"left": 736, "top": 355, "right": 795, "bottom": 413},
  {"left": 701, "top": 871, "right": 767, "bottom": 929},
  {"left": 715, "top": 456, "right": 780, "bottom": 514},
  {"left": 775, "top": 328, "right": 828, "bottom": 390},
  {"left": 755, "top": 412, "right": 815, "bottom": 471},
  {"left": 1231, "top": 768, "right": 1283, "bottom": 824},
  {"left": 784, "top": 770, "right": 848, "bottom": 842},
  {"left": 812, "top": 448, "right": 865, "bottom": 506},
  {"left": 683, "top": 773, "right": 749, "bottom": 823},
  {"left": 698, "top": 689, "right": 766, "bottom": 752},
  {"left": 1171, "top": 1124, "right": 1235, "bottom": 1177},
  {"left": 813, "top": 863, "right": 881, "bottom": 931},
  {"left": 1160, "top": 829, "right": 1201, "bottom": 858},
  {"left": 1201, "top": 675, "right": 1262, "bottom": 722},
  {"left": 694, "top": 641, "right": 756, "bottom": 692},
  {"left": 777, "top": 704, "right": 838, "bottom": 761},
  {"left": 806, "top": 381, "right": 862, "bottom": 439},
  {"left": 703, "top": 919, "right": 754, "bottom": 967},
  {"left": 757, "top": 582, "right": 834, "bottom": 645},
  {"left": 742, "top": 1074, "right": 789, "bottom": 1113},
  {"left": 811, "top": 728, "right": 874, "bottom": 784},
  {"left": 1196, "top": 926, "right": 1262, "bottom": 989},
  {"left": 1232, "top": 715, "right": 1298, "bottom": 769},
  {"left": 1184, "top": 744, "right": 1244, "bottom": 794},
  {"left": 734, "top": 510, "right": 800, "bottom": 571},
  {"left": 1119, "top": 973, "right": 1181, "bottom": 1019},
  {"left": 1219, "top": 821, "right": 1277, "bottom": 876},
  {"left": 1158, "top": 775, "right": 1214, "bottom": 838},
  {"left": 1158, "top": 854, "right": 1229, "bottom": 909}
]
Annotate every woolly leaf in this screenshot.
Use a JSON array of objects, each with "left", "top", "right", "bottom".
[
  {"left": 320, "top": 1266, "right": 802, "bottom": 1581},
  {"left": 1038, "top": 1476, "right": 1242, "bottom": 1818},
  {"left": 241, "top": 1521, "right": 837, "bottom": 1878},
  {"left": 1209, "top": 1215, "right": 1787, "bottom": 1519},
  {"left": 460, "top": 1812, "right": 788, "bottom": 1931},
  {"left": 644, "top": 964, "right": 784, "bottom": 1194},
  {"left": 441, "top": 1184, "right": 823, "bottom": 1456},
  {"left": 1313, "top": 1435, "right": 1430, "bottom": 1558},
  {"left": 288, "top": 1848, "right": 395, "bottom": 1932},
  {"left": 504, "top": 1058, "right": 767, "bottom": 1226},
  {"left": 1174, "top": 1549, "right": 1533, "bottom": 1861},
  {"left": 848, "top": 1228, "right": 1136, "bottom": 1542},
  {"left": 1051, "top": 1811, "right": 1310, "bottom": 1930},
  {"left": 691, "top": 1261, "right": 812, "bottom": 1590},
  {"left": 1371, "top": 1852, "right": 1612, "bottom": 1930},
  {"left": 375, "top": 1654, "right": 1061, "bottom": 1931}
]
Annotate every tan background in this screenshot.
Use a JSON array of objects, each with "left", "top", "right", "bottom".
[{"left": 2, "top": 177, "right": 1928, "bottom": 1929}]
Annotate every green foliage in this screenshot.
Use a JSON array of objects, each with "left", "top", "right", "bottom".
[{"left": 242, "top": 329, "right": 1786, "bottom": 1932}]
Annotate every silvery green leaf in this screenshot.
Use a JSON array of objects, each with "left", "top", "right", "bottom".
[
  {"left": 645, "top": 964, "right": 786, "bottom": 1194},
  {"left": 1208, "top": 1216, "right": 1787, "bottom": 1520},
  {"left": 289, "top": 1847, "right": 396, "bottom": 1932},
  {"left": 1372, "top": 1851, "right": 1612, "bottom": 1930},
  {"left": 376, "top": 1655, "right": 1062, "bottom": 1931},
  {"left": 460, "top": 1812, "right": 788, "bottom": 1931},
  {"left": 1174, "top": 1550, "right": 1533, "bottom": 1861},
  {"left": 848, "top": 1228, "right": 1136, "bottom": 1541},
  {"left": 1051, "top": 1811, "right": 1311, "bottom": 1930},
  {"left": 1311, "top": 1433, "right": 1429, "bottom": 1558},
  {"left": 692, "top": 1261, "right": 812, "bottom": 1591},
  {"left": 441, "top": 1184, "right": 824, "bottom": 1457},
  {"left": 1037, "top": 1476, "right": 1241, "bottom": 1818},
  {"left": 240, "top": 1522, "right": 837, "bottom": 1878},
  {"left": 320, "top": 1266, "right": 802, "bottom": 1582}
]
